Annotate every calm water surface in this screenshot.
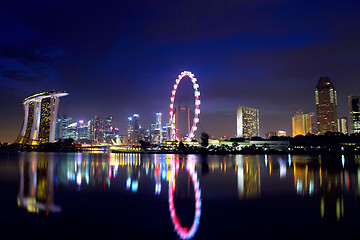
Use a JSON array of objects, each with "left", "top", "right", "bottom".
[{"left": 0, "top": 152, "right": 359, "bottom": 239}]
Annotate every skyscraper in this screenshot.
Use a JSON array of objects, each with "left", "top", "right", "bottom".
[
  {"left": 55, "top": 115, "right": 72, "bottom": 140},
  {"left": 292, "top": 111, "right": 313, "bottom": 137},
  {"left": 63, "top": 122, "right": 77, "bottom": 139},
  {"left": 76, "top": 120, "right": 90, "bottom": 140},
  {"left": 156, "top": 113, "right": 162, "bottom": 130},
  {"left": 16, "top": 90, "right": 68, "bottom": 144},
  {"left": 315, "top": 77, "right": 338, "bottom": 134},
  {"left": 236, "top": 105, "right": 259, "bottom": 139},
  {"left": 94, "top": 116, "right": 104, "bottom": 143},
  {"left": 150, "top": 113, "right": 162, "bottom": 144},
  {"left": 128, "top": 114, "right": 140, "bottom": 143},
  {"left": 348, "top": 95, "right": 360, "bottom": 134},
  {"left": 104, "top": 116, "right": 115, "bottom": 142}
]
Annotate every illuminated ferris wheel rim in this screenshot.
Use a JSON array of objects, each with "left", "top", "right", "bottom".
[
  {"left": 170, "top": 71, "right": 200, "bottom": 142},
  {"left": 168, "top": 160, "right": 201, "bottom": 240}
]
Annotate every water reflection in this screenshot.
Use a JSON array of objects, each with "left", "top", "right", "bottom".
[
  {"left": 169, "top": 155, "right": 201, "bottom": 240},
  {"left": 18, "top": 153, "right": 61, "bottom": 214},
  {"left": 236, "top": 155, "right": 260, "bottom": 199},
  {"left": 13, "top": 153, "right": 360, "bottom": 239}
]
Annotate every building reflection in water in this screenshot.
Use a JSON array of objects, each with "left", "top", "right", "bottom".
[
  {"left": 17, "top": 153, "right": 202, "bottom": 239},
  {"left": 17, "top": 153, "right": 61, "bottom": 214},
  {"left": 15, "top": 152, "right": 360, "bottom": 238},
  {"left": 292, "top": 158, "right": 319, "bottom": 196},
  {"left": 236, "top": 155, "right": 260, "bottom": 200}
]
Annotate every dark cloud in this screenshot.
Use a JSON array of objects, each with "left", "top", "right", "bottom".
[{"left": 1, "top": 70, "right": 41, "bottom": 82}]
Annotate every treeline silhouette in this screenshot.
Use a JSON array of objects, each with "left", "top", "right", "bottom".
[{"left": 0, "top": 138, "right": 77, "bottom": 152}]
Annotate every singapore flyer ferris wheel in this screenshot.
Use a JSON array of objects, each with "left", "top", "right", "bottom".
[{"left": 169, "top": 71, "right": 200, "bottom": 142}]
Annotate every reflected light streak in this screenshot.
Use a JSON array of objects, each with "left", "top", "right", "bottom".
[
  {"left": 168, "top": 158, "right": 201, "bottom": 240},
  {"left": 126, "top": 177, "right": 131, "bottom": 190},
  {"left": 264, "top": 155, "right": 268, "bottom": 167},
  {"left": 76, "top": 173, "right": 81, "bottom": 186}
]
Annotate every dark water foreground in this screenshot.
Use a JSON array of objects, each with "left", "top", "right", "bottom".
[{"left": 0, "top": 152, "right": 359, "bottom": 240}]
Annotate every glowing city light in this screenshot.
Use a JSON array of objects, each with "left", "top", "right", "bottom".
[
  {"left": 168, "top": 159, "right": 201, "bottom": 239},
  {"left": 169, "top": 71, "right": 201, "bottom": 142},
  {"left": 126, "top": 177, "right": 131, "bottom": 190}
]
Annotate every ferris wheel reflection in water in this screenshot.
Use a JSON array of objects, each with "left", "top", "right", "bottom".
[
  {"left": 168, "top": 155, "right": 202, "bottom": 240},
  {"left": 15, "top": 153, "right": 202, "bottom": 239}
]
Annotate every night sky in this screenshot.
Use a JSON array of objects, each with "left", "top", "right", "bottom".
[{"left": 1, "top": 0, "right": 360, "bottom": 142}]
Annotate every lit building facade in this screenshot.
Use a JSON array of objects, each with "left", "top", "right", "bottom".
[
  {"left": 150, "top": 113, "right": 162, "bottom": 144},
  {"left": 63, "top": 122, "right": 77, "bottom": 139},
  {"left": 236, "top": 105, "right": 259, "bottom": 139},
  {"left": 104, "top": 116, "right": 115, "bottom": 143},
  {"left": 292, "top": 111, "right": 313, "bottom": 137},
  {"left": 348, "top": 95, "right": 360, "bottom": 134},
  {"left": 128, "top": 114, "right": 140, "bottom": 143},
  {"left": 315, "top": 77, "right": 338, "bottom": 134},
  {"left": 276, "top": 130, "right": 287, "bottom": 137},
  {"left": 55, "top": 115, "right": 72, "bottom": 140},
  {"left": 16, "top": 91, "right": 68, "bottom": 144},
  {"left": 93, "top": 116, "right": 104, "bottom": 143},
  {"left": 76, "top": 120, "right": 89, "bottom": 140},
  {"left": 337, "top": 117, "right": 348, "bottom": 135}
]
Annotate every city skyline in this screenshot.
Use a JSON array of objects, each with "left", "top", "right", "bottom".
[{"left": 1, "top": 1, "right": 360, "bottom": 142}]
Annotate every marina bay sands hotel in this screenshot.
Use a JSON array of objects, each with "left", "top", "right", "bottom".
[{"left": 16, "top": 90, "right": 69, "bottom": 145}]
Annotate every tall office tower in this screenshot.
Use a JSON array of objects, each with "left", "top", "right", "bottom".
[
  {"left": 337, "top": 117, "right": 348, "bottom": 135},
  {"left": 93, "top": 116, "right": 104, "bottom": 143},
  {"left": 127, "top": 117, "right": 134, "bottom": 139},
  {"left": 236, "top": 105, "right": 259, "bottom": 139},
  {"left": 58, "top": 115, "right": 72, "bottom": 139},
  {"left": 16, "top": 90, "right": 69, "bottom": 144},
  {"left": 139, "top": 125, "right": 147, "bottom": 142},
  {"left": 104, "top": 116, "right": 115, "bottom": 142},
  {"left": 349, "top": 95, "right": 360, "bottom": 134},
  {"left": 63, "top": 122, "right": 77, "bottom": 139},
  {"left": 156, "top": 112, "right": 162, "bottom": 143},
  {"left": 162, "top": 126, "right": 167, "bottom": 143},
  {"left": 128, "top": 114, "right": 140, "bottom": 143},
  {"left": 88, "top": 119, "right": 94, "bottom": 140},
  {"left": 150, "top": 123, "right": 157, "bottom": 142},
  {"left": 292, "top": 111, "right": 313, "bottom": 137},
  {"left": 166, "top": 124, "right": 172, "bottom": 142},
  {"left": 156, "top": 113, "right": 162, "bottom": 129},
  {"left": 55, "top": 115, "right": 72, "bottom": 140},
  {"left": 76, "top": 120, "right": 89, "bottom": 140},
  {"left": 315, "top": 76, "right": 338, "bottom": 134},
  {"left": 150, "top": 113, "right": 162, "bottom": 144}
]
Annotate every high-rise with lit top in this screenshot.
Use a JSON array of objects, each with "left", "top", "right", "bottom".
[
  {"left": 237, "top": 105, "right": 259, "bottom": 139},
  {"left": 16, "top": 90, "right": 68, "bottom": 144},
  {"left": 315, "top": 77, "right": 338, "bottom": 134}
]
